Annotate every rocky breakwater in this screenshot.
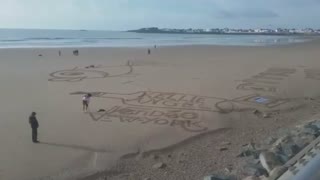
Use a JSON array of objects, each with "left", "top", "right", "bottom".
[
  {"left": 240, "top": 120, "right": 320, "bottom": 180},
  {"left": 204, "top": 119, "right": 320, "bottom": 180}
]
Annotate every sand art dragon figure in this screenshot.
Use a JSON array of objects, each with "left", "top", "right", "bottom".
[{"left": 49, "top": 61, "right": 134, "bottom": 82}]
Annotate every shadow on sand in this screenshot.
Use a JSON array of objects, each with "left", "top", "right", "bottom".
[{"left": 40, "top": 142, "right": 112, "bottom": 153}]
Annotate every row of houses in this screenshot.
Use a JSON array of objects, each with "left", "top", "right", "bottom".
[{"left": 138, "top": 27, "right": 320, "bottom": 34}]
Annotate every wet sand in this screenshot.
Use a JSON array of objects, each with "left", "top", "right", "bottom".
[{"left": 1, "top": 40, "right": 320, "bottom": 180}]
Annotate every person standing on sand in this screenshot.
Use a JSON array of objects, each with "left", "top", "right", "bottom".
[
  {"left": 82, "top": 93, "right": 92, "bottom": 112},
  {"left": 148, "top": 49, "right": 151, "bottom": 55},
  {"left": 29, "top": 112, "right": 39, "bottom": 143}
]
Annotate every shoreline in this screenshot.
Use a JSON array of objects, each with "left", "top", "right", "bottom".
[
  {"left": 0, "top": 35, "right": 317, "bottom": 50},
  {"left": 0, "top": 36, "right": 318, "bottom": 51}
]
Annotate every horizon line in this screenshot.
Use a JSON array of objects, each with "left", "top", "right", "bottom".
[{"left": 1, "top": 26, "right": 320, "bottom": 31}]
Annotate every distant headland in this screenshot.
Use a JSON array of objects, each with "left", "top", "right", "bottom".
[{"left": 128, "top": 27, "right": 320, "bottom": 36}]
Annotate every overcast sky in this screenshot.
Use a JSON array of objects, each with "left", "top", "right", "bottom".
[{"left": 0, "top": 0, "right": 319, "bottom": 30}]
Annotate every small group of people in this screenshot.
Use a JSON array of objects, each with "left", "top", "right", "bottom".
[
  {"left": 28, "top": 93, "right": 92, "bottom": 143},
  {"left": 147, "top": 45, "right": 157, "bottom": 55}
]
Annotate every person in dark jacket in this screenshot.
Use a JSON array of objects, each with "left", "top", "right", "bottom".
[{"left": 29, "top": 112, "right": 39, "bottom": 143}]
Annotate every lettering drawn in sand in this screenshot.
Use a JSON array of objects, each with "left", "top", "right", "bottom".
[
  {"left": 70, "top": 91, "right": 293, "bottom": 132},
  {"left": 237, "top": 67, "right": 320, "bottom": 93},
  {"left": 89, "top": 106, "right": 208, "bottom": 133},
  {"left": 48, "top": 61, "right": 134, "bottom": 82},
  {"left": 70, "top": 91, "right": 291, "bottom": 113},
  {"left": 237, "top": 68, "right": 297, "bottom": 93},
  {"left": 70, "top": 91, "right": 235, "bottom": 113}
]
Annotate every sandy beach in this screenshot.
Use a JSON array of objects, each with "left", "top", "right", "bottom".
[{"left": 1, "top": 39, "right": 320, "bottom": 180}]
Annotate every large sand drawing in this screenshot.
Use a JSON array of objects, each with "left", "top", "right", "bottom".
[
  {"left": 70, "top": 91, "right": 291, "bottom": 112},
  {"left": 69, "top": 91, "right": 234, "bottom": 133},
  {"left": 70, "top": 91, "right": 293, "bottom": 133},
  {"left": 48, "top": 61, "right": 134, "bottom": 82},
  {"left": 70, "top": 91, "right": 235, "bottom": 113},
  {"left": 237, "top": 68, "right": 297, "bottom": 93}
]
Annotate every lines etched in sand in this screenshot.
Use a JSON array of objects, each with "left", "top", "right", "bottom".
[
  {"left": 236, "top": 68, "right": 297, "bottom": 93},
  {"left": 70, "top": 91, "right": 235, "bottom": 113},
  {"left": 71, "top": 91, "right": 291, "bottom": 133},
  {"left": 70, "top": 91, "right": 291, "bottom": 112},
  {"left": 232, "top": 94, "right": 288, "bottom": 108},
  {"left": 304, "top": 68, "right": 320, "bottom": 80},
  {"left": 89, "top": 106, "right": 208, "bottom": 133},
  {"left": 48, "top": 61, "right": 134, "bottom": 82},
  {"left": 49, "top": 69, "right": 109, "bottom": 82}
]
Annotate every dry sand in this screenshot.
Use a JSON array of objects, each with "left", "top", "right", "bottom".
[{"left": 1, "top": 39, "right": 320, "bottom": 180}]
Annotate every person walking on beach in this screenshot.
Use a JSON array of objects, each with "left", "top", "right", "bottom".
[
  {"left": 82, "top": 93, "right": 92, "bottom": 112},
  {"left": 148, "top": 49, "right": 151, "bottom": 55},
  {"left": 29, "top": 112, "right": 39, "bottom": 143}
]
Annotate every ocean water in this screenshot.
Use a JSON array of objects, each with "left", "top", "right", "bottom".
[{"left": 0, "top": 29, "right": 310, "bottom": 48}]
